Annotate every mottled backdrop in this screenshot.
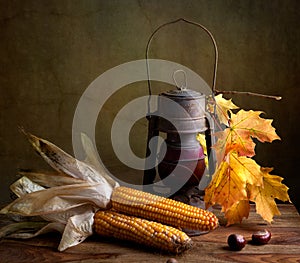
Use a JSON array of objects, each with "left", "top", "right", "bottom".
[{"left": 0, "top": 0, "right": 299, "bottom": 211}]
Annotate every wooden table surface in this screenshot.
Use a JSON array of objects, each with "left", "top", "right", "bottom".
[{"left": 0, "top": 204, "right": 299, "bottom": 263}]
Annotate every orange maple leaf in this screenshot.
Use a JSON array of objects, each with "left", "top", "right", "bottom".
[
  {"left": 248, "top": 167, "right": 291, "bottom": 223},
  {"left": 204, "top": 151, "right": 263, "bottom": 212},
  {"left": 214, "top": 110, "right": 280, "bottom": 161}
]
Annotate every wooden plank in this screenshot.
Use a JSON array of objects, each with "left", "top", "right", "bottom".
[{"left": 0, "top": 204, "right": 299, "bottom": 263}]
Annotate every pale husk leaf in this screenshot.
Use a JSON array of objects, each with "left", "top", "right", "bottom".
[
  {"left": 58, "top": 210, "right": 95, "bottom": 251},
  {"left": 23, "top": 131, "right": 113, "bottom": 185},
  {"left": 18, "top": 170, "right": 85, "bottom": 187},
  {"left": 81, "top": 133, "right": 118, "bottom": 188},
  {"left": 4, "top": 222, "right": 65, "bottom": 239},
  {"left": 0, "top": 221, "right": 48, "bottom": 238},
  {"left": 10, "top": 176, "right": 45, "bottom": 197},
  {"left": 2, "top": 131, "right": 119, "bottom": 251},
  {"left": 42, "top": 204, "right": 97, "bottom": 224},
  {"left": 1, "top": 182, "right": 113, "bottom": 216}
]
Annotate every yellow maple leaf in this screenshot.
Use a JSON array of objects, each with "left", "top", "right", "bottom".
[
  {"left": 204, "top": 151, "right": 263, "bottom": 212},
  {"left": 214, "top": 110, "right": 280, "bottom": 159},
  {"left": 225, "top": 200, "right": 250, "bottom": 226},
  {"left": 205, "top": 152, "right": 290, "bottom": 225},
  {"left": 209, "top": 94, "right": 239, "bottom": 125},
  {"left": 196, "top": 133, "right": 208, "bottom": 167},
  {"left": 204, "top": 96, "right": 289, "bottom": 225},
  {"left": 248, "top": 167, "right": 290, "bottom": 223}
]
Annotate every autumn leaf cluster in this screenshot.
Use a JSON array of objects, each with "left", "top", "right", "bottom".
[{"left": 204, "top": 95, "right": 290, "bottom": 225}]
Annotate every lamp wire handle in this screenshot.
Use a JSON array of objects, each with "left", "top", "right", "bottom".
[
  {"left": 144, "top": 18, "right": 219, "bottom": 187},
  {"left": 173, "top": 69, "right": 187, "bottom": 90},
  {"left": 145, "top": 17, "right": 219, "bottom": 100}
]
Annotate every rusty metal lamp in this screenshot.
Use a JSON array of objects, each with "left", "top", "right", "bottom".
[{"left": 143, "top": 19, "right": 218, "bottom": 218}]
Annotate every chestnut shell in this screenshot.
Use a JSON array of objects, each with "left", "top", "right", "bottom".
[
  {"left": 227, "top": 234, "right": 247, "bottom": 251},
  {"left": 251, "top": 229, "right": 271, "bottom": 245}
]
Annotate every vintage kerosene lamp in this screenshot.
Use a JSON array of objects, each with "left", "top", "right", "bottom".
[{"left": 143, "top": 19, "right": 218, "bottom": 210}]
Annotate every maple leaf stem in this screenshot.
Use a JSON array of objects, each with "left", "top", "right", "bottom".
[{"left": 215, "top": 90, "right": 282, "bottom": 101}]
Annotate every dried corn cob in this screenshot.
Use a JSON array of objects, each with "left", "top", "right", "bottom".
[
  {"left": 94, "top": 210, "right": 192, "bottom": 254},
  {"left": 111, "top": 186, "right": 219, "bottom": 232}
]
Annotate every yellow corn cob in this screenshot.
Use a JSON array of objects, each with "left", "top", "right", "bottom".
[
  {"left": 111, "top": 186, "right": 219, "bottom": 232},
  {"left": 94, "top": 210, "right": 192, "bottom": 254}
]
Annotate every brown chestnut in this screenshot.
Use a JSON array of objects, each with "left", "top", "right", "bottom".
[
  {"left": 251, "top": 229, "right": 271, "bottom": 245},
  {"left": 166, "top": 258, "right": 178, "bottom": 263},
  {"left": 227, "top": 234, "right": 247, "bottom": 251}
]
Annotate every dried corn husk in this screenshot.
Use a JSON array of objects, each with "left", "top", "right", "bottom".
[
  {"left": 0, "top": 221, "right": 48, "bottom": 238},
  {"left": 42, "top": 204, "right": 96, "bottom": 224},
  {"left": 0, "top": 221, "right": 65, "bottom": 239},
  {"left": 81, "top": 133, "right": 117, "bottom": 188},
  {"left": 58, "top": 210, "right": 95, "bottom": 251},
  {"left": 18, "top": 170, "right": 85, "bottom": 187},
  {"left": 1, "top": 182, "right": 112, "bottom": 216},
  {"left": 10, "top": 176, "right": 45, "bottom": 197},
  {"left": 1, "top": 131, "right": 118, "bottom": 251},
  {"left": 21, "top": 130, "right": 117, "bottom": 187}
]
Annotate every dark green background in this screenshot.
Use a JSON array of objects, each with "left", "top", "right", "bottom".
[{"left": 0, "top": 0, "right": 299, "bottom": 212}]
